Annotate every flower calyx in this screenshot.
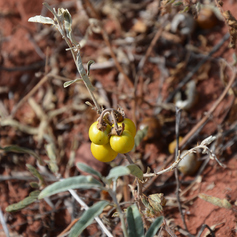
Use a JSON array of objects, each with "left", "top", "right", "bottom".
[
  {"left": 110, "top": 123, "right": 125, "bottom": 136},
  {"left": 96, "top": 120, "right": 109, "bottom": 132},
  {"left": 114, "top": 108, "right": 125, "bottom": 123}
]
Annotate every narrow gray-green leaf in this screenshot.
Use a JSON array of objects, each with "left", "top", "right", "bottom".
[
  {"left": 38, "top": 176, "right": 103, "bottom": 199},
  {"left": 0, "top": 145, "right": 44, "bottom": 165},
  {"left": 126, "top": 164, "right": 143, "bottom": 181},
  {"left": 106, "top": 166, "right": 131, "bottom": 180},
  {"left": 76, "top": 51, "right": 95, "bottom": 91},
  {"left": 132, "top": 127, "right": 148, "bottom": 151},
  {"left": 76, "top": 162, "right": 102, "bottom": 179},
  {"left": 63, "top": 10, "right": 72, "bottom": 39},
  {"left": 26, "top": 164, "right": 45, "bottom": 188},
  {"left": 63, "top": 78, "right": 82, "bottom": 88},
  {"left": 145, "top": 216, "right": 164, "bottom": 237},
  {"left": 127, "top": 205, "right": 144, "bottom": 237},
  {"left": 69, "top": 201, "right": 109, "bottom": 237},
  {"left": 6, "top": 190, "right": 40, "bottom": 212}
]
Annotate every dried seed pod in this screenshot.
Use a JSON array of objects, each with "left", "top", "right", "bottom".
[
  {"left": 139, "top": 117, "right": 161, "bottom": 141},
  {"left": 178, "top": 150, "right": 202, "bottom": 176},
  {"left": 196, "top": 8, "right": 219, "bottom": 30}
]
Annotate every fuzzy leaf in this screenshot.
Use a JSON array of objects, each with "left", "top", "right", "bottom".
[
  {"left": 0, "top": 145, "right": 44, "bottom": 165},
  {"left": 69, "top": 201, "right": 109, "bottom": 237},
  {"left": 127, "top": 205, "right": 144, "bottom": 237},
  {"left": 28, "top": 15, "right": 54, "bottom": 25},
  {"left": 145, "top": 216, "right": 164, "bottom": 237},
  {"left": 76, "top": 162, "right": 102, "bottom": 179},
  {"left": 38, "top": 176, "right": 103, "bottom": 199},
  {"left": 126, "top": 164, "right": 143, "bottom": 180},
  {"left": 6, "top": 190, "right": 40, "bottom": 212},
  {"left": 106, "top": 166, "right": 131, "bottom": 180}
]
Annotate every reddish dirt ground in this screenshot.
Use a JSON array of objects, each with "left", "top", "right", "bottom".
[{"left": 0, "top": 0, "right": 237, "bottom": 237}]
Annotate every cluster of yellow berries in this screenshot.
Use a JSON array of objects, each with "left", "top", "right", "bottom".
[{"left": 89, "top": 118, "right": 136, "bottom": 162}]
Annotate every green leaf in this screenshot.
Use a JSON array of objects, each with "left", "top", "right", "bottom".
[
  {"left": 126, "top": 164, "right": 143, "bottom": 181},
  {"left": 6, "top": 190, "right": 40, "bottom": 212},
  {"left": 76, "top": 162, "right": 102, "bottom": 179},
  {"left": 0, "top": 145, "right": 44, "bottom": 165},
  {"left": 127, "top": 205, "right": 144, "bottom": 237},
  {"left": 38, "top": 176, "right": 103, "bottom": 199},
  {"left": 132, "top": 127, "right": 148, "bottom": 151},
  {"left": 145, "top": 216, "right": 164, "bottom": 237},
  {"left": 69, "top": 201, "right": 109, "bottom": 237},
  {"left": 106, "top": 166, "right": 131, "bottom": 180}
]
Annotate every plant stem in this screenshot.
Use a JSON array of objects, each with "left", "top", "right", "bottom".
[
  {"left": 64, "top": 37, "right": 101, "bottom": 113},
  {"left": 124, "top": 154, "right": 134, "bottom": 164},
  {"left": 108, "top": 188, "right": 128, "bottom": 237}
]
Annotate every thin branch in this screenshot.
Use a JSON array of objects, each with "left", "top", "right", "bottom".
[
  {"left": 143, "top": 139, "right": 221, "bottom": 178},
  {"left": 149, "top": 64, "right": 237, "bottom": 181},
  {"left": 124, "top": 153, "right": 135, "bottom": 164},
  {"left": 174, "top": 107, "right": 188, "bottom": 231}
]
